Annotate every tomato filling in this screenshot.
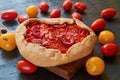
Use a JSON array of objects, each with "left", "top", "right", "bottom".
[{"left": 24, "top": 21, "right": 89, "bottom": 53}]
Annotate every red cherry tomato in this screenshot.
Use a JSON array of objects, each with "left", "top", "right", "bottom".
[
  {"left": 18, "top": 15, "right": 29, "bottom": 23},
  {"left": 101, "top": 8, "right": 117, "bottom": 19},
  {"left": 50, "top": 8, "right": 61, "bottom": 18},
  {"left": 74, "top": 2, "right": 87, "bottom": 12},
  {"left": 39, "top": 2, "right": 49, "bottom": 12},
  {"left": 1, "top": 10, "right": 18, "bottom": 21},
  {"left": 17, "top": 59, "right": 38, "bottom": 74},
  {"left": 90, "top": 18, "right": 106, "bottom": 32},
  {"left": 100, "top": 43, "right": 119, "bottom": 57},
  {"left": 62, "top": 0, "right": 72, "bottom": 11},
  {"left": 53, "top": 24, "right": 67, "bottom": 28},
  {"left": 61, "top": 38, "right": 75, "bottom": 47},
  {"left": 71, "top": 12, "right": 82, "bottom": 21}
]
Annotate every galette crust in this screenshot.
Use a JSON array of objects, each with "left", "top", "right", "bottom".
[{"left": 15, "top": 18, "right": 97, "bottom": 67}]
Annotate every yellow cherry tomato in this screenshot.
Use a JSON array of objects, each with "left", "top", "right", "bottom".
[
  {"left": 98, "top": 30, "right": 115, "bottom": 44},
  {"left": 26, "top": 5, "right": 38, "bottom": 18},
  {"left": 0, "top": 33, "right": 16, "bottom": 51},
  {"left": 85, "top": 56, "right": 105, "bottom": 76}
]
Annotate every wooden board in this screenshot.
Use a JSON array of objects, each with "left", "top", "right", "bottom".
[{"left": 44, "top": 53, "right": 92, "bottom": 80}]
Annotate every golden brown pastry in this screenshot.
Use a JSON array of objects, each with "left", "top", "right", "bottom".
[{"left": 15, "top": 18, "right": 97, "bottom": 67}]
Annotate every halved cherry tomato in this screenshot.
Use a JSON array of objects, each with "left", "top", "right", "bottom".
[
  {"left": 62, "top": 0, "right": 72, "bottom": 11},
  {"left": 101, "top": 8, "right": 117, "bottom": 19},
  {"left": 26, "top": 36, "right": 35, "bottom": 42},
  {"left": 26, "top": 5, "right": 38, "bottom": 18},
  {"left": 53, "top": 23, "right": 67, "bottom": 28},
  {"left": 98, "top": 30, "right": 115, "bottom": 44},
  {"left": 61, "top": 38, "right": 75, "bottom": 47},
  {"left": 50, "top": 8, "right": 61, "bottom": 18},
  {"left": 0, "top": 33, "right": 16, "bottom": 51},
  {"left": 18, "top": 15, "right": 29, "bottom": 23},
  {"left": 32, "top": 27, "right": 40, "bottom": 37},
  {"left": 17, "top": 59, "right": 38, "bottom": 74},
  {"left": 39, "top": 2, "right": 49, "bottom": 12},
  {"left": 86, "top": 56, "right": 105, "bottom": 76},
  {"left": 74, "top": 2, "right": 87, "bottom": 12},
  {"left": 71, "top": 12, "right": 82, "bottom": 21},
  {"left": 100, "top": 43, "right": 119, "bottom": 57},
  {"left": 1, "top": 10, "right": 18, "bottom": 21},
  {"left": 90, "top": 18, "right": 106, "bottom": 32}
]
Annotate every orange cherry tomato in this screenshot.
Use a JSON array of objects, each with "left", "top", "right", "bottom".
[
  {"left": 86, "top": 56, "right": 105, "bottom": 76},
  {"left": 0, "top": 33, "right": 16, "bottom": 51},
  {"left": 26, "top": 5, "right": 38, "bottom": 18},
  {"left": 98, "top": 30, "right": 115, "bottom": 44}
]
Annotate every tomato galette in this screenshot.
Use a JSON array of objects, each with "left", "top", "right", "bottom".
[{"left": 15, "top": 18, "right": 97, "bottom": 67}]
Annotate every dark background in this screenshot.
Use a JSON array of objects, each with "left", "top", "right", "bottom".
[{"left": 0, "top": 0, "right": 120, "bottom": 80}]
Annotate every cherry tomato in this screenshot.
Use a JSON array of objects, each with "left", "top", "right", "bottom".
[
  {"left": 53, "top": 24, "right": 67, "bottom": 28},
  {"left": 86, "top": 56, "right": 105, "bottom": 76},
  {"left": 90, "top": 18, "right": 106, "bottom": 32},
  {"left": 62, "top": 0, "right": 72, "bottom": 11},
  {"left": 18, "top": 15, "right": 29, "bottom": 23},
  {"left": 0, "top": 33, "right": 16, "bottom": 51},
  {"left": 17, "top": 59, "right": 38, "bottom": 74},
  {"left": 71, "top": 12, "right": 82, "bottom": 21},
  {"left": 74, "top": 2, "right": 87, "bottom": 12},
  {"left": 39, "top": 2, "right": 49, "bottom": 12},
  {"left": 101, "top": 43, "right": 119, "bottom": 57},
  {"left": 26, "top": 5, "right": 38, "bottom": 18},
  {"left": 61, "top": 38, "right": 75, "bottom": 47},
  {"left": 1, "top": 10, "right": 18, "bottom": 21},
  {"left": 98, "top": 30, "right": 115, "bottom": 44},
  {"left": 50, "top": 8, "right": 61, "bottom": 18},
  {"left": 101, "top": 8, "right": 117, "bottom": 19}
]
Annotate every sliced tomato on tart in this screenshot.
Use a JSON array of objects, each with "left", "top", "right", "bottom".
[{"left": 15, "top": 18, "right": 97, "bottom": 67}]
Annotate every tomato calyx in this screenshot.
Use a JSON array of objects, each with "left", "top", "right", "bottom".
[
  {"left": 3, "top": 37, "right": 8, "bottom": 41},
  {"left": 0, "top": 29, "right": 7, "bottom": 34}
]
